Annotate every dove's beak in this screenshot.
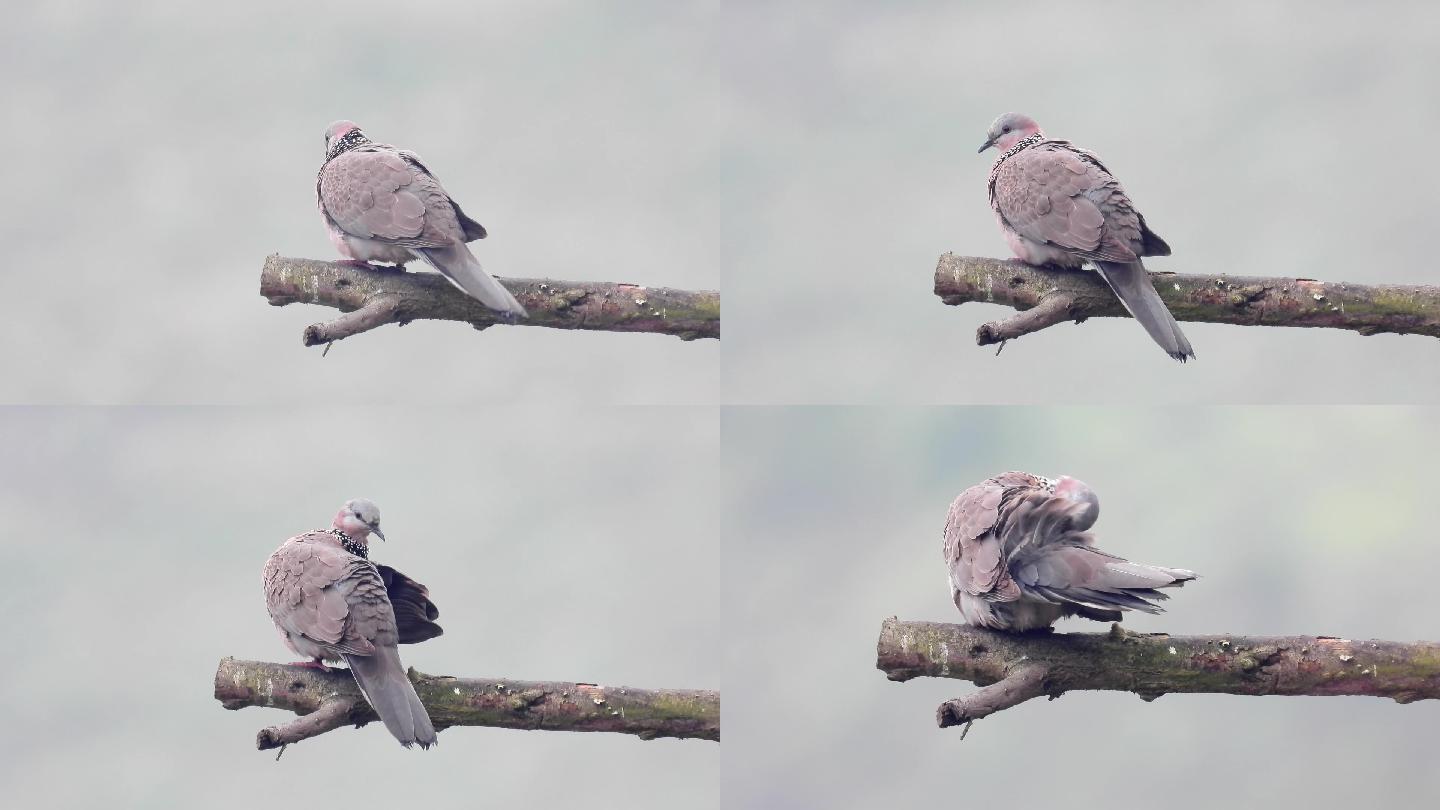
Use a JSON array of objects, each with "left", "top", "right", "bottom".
[
  {"left": 978, "top": 137, "right": 996, "bottom": 154},
  {"left": 371, "top": 526, "right": 387, "bottom": 542}
]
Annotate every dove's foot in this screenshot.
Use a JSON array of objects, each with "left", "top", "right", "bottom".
[
  {"left": 337, "top": 259, "right": 385, "bottom": 272},
  {"left": 288, "top": 659, "right": 334, "bottom": 672}
]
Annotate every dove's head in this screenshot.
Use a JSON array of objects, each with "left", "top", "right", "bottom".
[
  {"left": 1051, "top": 475, "right": 1099, "bottom": 530},
  {"left": 333, "top": 498, "right": 386, "bottom": 543},
  {"left": 978, "top": 113, "right": 1042, "bottom": 154},
  {"left": 323, "top": 120, "right": 368, "bottom": 160}
]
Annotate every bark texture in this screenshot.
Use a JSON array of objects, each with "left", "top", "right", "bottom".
[
  {"left": 215, "top": 657, "right": 719, "bottom": 750},
  {"left": 934, "top": 253, "right": 1440, "bottom": 347},
  {"left": 876, "top": 618, "right": 1440, "bottom": 730},
  {"left": 260, "top": 255, "right": 720, "bottom": 346}
]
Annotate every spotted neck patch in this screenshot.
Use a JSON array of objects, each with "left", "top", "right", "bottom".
[
  {"left": 325, "top": 129, "right": 371, "bottom": 162},
  {"left": 995, "top": 131, "right": 1045, "bottom": 164},
  {"left": 330, "top": 528, "right": 368, "bottom": 559}
]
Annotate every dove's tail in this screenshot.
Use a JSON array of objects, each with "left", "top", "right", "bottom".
[
  {"left": 1093, "top": 260, "right": 1195, "bottom": 362},
  {"left": 345, "top": 647, "right": 437, "bottom": 749},
  {"left": 1027, "top": 547, "right": 1197, "bottom": 619},
  {"left": 413, "top": 244, "right": 527, "bottom": 318}
]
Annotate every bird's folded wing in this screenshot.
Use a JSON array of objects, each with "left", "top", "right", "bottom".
[
  {"left": 994, "top": 145, "right": 1138, "bottom": 263},
  {"left": 264, "top": 536, "right": 381, "bottom": 656},
  {"left": 319, "top": 147, "right": 451, "bottom": 248},
  {"left": 342, "top": 564, "right": 400, "bottom": 651},
  {"left": 944, "top": 478, "right": 1020, "bottom": 600},
  {"left": 391, "top": 149, "right": 486, "bottom": 242}
]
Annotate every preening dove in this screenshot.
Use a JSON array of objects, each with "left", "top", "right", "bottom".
[
  {"left": 981, "top": 113, "right": 1194, "bottom": 361},
  {"left": 943, "top": 472, "right": 1195, "bottom": 631},
  {"left": 317, "top": 120, "right": 527, "bottom": 317},
  {"left": 263, "top": 498, "right": 439, "bottom": 748}
]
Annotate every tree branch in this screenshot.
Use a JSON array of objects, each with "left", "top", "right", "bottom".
[
  {"left": 934, "top": 253, "right": 1440, "bottom": 348},
  {"left": 256, "top": 696, "right": 356, "bottom": 750},
  {"left": 935, "top": 663, "right": 1048, "bottom": 731},
  {"left": 876, "top": 618, "right": 1440, "bottom": 731},
  {"left": 214, "top": 657, "right": 719, "bottom": 750},
  {"left": 260, "top": 255, "right": 720, "bottom": 347}
]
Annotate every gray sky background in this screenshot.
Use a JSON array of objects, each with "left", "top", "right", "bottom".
[
  {"left": 0, "top": 406, "right": 719, "bottom": 808},
  {"left": 725, "top": 406, "right": 1440, "bottom": 807},
  {"left": 2, "top": 1, "right": 721, "bottom": 404},
  {"left": 719, "top": 1, "right": 1440, "bottom": 403}
]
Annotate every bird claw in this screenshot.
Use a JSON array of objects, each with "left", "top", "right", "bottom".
[
  {"left": 338, "top": 259, "right": 409, "bottom": 273},
  {"left": 288, "top": 660, "right": 334, "bottom": 672},
  {"left": 336, "top": 259, "right": 383, "bottom": 272}
]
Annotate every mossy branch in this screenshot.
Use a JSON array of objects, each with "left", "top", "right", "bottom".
[
  {"left": 214, "top": 657, "right": 719, "bottom": 750},
  {"left": 260, "top": 255, "right": 720, "bottom": 347},
  {"left": 933, "top": 253, "right": 1440, "bottom": 348},
  {"left": 876, "top": 618, "right": 1440, "bottom": 731}
]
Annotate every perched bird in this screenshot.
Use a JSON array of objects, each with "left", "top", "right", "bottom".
[
  {"left": 263, "top": 498, "right": 438, "bottom": 748},
  {"left": 943, "top": 472, "right": 1196, "bottom": 632},
  {"left": 980, "top": 113, "right": 1193, "bottom": 361},
  {"left": 317, "top": 120, "right": 527, "bottom": 317}
]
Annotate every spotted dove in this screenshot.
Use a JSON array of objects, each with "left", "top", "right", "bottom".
[
  {"left": 262, "top": 498, "right": 438, "bottom": 748},
  {"left": 317, "top": 120, "right": 527, "bottom": 317},
  {"left": 943, "top": 472, "right": 1196, "bottom": 631},
  {"left": 980, "top": 113, "right": 1194, "bottom": 361}
]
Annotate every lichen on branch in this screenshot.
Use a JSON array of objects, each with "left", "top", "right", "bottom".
[
  {"left": 876, "top": 618, "right": 1440, "bottom": 731},
  {"left": 260, "top": 255, "right": 720, "bottom": 347},
  {"left": 214, "top": 657, "right": 720, "bottom": 750},
  {"left": 933, "top": 253, "right": 1440, "bottom": 349}
]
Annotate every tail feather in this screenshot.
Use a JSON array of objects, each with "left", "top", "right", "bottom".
[
  {"left": 413, "top": 244, "right": 527, "bottom": 318},
  {"left": 1025, "top": 550, "right": 1196, "bottom": 620},
  {"left": 344, "top": 647, "right": 437, "bottom": 749},
  {"left": 1069, "top": 604, "right": 1123, "bottom": 623},
  {"left": 1099, "top": 560, "right": 1195, "bottom": 589},
  {"left": 1094, "top": 260, "right": 1194, "bottom": 362}
]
